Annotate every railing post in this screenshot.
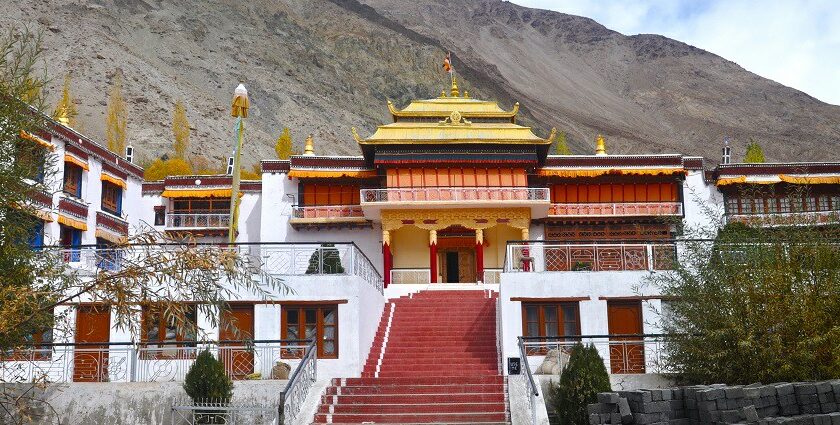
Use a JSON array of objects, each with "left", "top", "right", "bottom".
[
  {"left": 129, "top": 345, "right": 137, "bottom": 382},
  {"left": 646, "top": 244, "right": 654, "bottom": 271}
]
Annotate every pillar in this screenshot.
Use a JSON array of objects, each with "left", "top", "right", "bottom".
[
  {"left": 429, "top": 230, "right": 438, "bottom": 283},
  {"left": 521, "top": 227, "right": 531, "bottom": 272},
  {"left": 475, "top": 229, "right": 484, "bottom": 283},
  {"left": 383, "top": 230, "right": 392, "bottom": 287}
]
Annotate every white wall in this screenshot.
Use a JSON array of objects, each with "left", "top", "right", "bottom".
[{"left": 682, "top": 170, "right": 724, "bottom": 235}]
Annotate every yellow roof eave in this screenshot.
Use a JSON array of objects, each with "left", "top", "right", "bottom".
[{"left": 387, "top": 99, "right": 519, "bottom": 118}]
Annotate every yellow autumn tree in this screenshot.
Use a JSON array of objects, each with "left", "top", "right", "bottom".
[
  {"left": 53, "top": 74, "right": 77, "bottom": 127},
  {"left": 143, "top": 157, "right": 193, "bottom": 181},
  {"left": 275, "top": 127, "right": 292, "bottom": 159},
  {"left": 172, "top": 100, "right": 190, "bottom": 159},
  {"left": 106, "top": 73, "right": 128, "bottom": 155}
]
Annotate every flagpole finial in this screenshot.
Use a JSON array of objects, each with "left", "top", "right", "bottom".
[{"left": 450, "top": 74, "right": 459, "bottom": 97}]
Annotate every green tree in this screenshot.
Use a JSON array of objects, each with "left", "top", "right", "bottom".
[
  {"left": 649, "top": 194, "right": 840, "bottom": 384},
  {"left": 184, "top": 350, "right": 234, "bottom": 402},
  {"left": 306, "top": 244, "right": 345, "bottom": 274},
  {"left": 172, "top": 100, "right": 190, "bottom": 159},
  {"left": 275, "top": 127, "right": 292, "bottom": 160},
  {"left": 554, "top": 130, "right": 571, "bottom": 155},
  {"left": 743, "top": 138, "right": 766, "bottom": 163},
  {"left": 550, "top": 343, "right": 611, "bottom": 425},
  {"left": 106, "top": 72, "right": 128, "bottom": 155},
  {"left": 52, "top": 74, "right": 77, "bottom": 127}
]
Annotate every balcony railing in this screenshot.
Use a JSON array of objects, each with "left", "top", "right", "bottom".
[
  {"left": 505, "top": 242, "right": 676, "bottom": 272},
  {"left": 390, "top": 268, "right": 431, "bottom": 284},
  {"left": 290, "top": 205, "right": 365, "bottom": 221},
  {"left": 361, "top": 187, "right": 550, "bottom": 204},
  {"left": 725, "top": 210, "right": 840, "bottom": 227},
  {"left": 520, "top": 334, "right": 671, "bottom": 375},
  {"left": 549, "top": 202, "right": 682, "bottom": 217},
  {"left": 0, "top": 339, "right": 311, "bottom": 384},
  {"left": 52, "top": 242, "right": 384, "bottom": 294},
  {"left": 165, "top": 213, "right": 230, "bottom": 229}
]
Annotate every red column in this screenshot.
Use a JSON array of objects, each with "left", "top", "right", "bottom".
[
  {"left": 383, "top": 230, "right": 392, "bottom": 288},
  {"left": 429, "top": 230, "right": 438, "bottom": 283},
  {"left": 476, "top": 229, "right": 484, "bottom": 283}
]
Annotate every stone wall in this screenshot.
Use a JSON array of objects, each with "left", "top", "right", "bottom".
[{"left": 587, "top": 381, "right": 840, "bottom": 424}]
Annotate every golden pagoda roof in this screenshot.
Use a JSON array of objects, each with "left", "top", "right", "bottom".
[
  {"left": 387, "top": 98, "right": 519, "bottom": 118},
  {"left": 354, "top": 121, "right": 553, "bottom": 145}
]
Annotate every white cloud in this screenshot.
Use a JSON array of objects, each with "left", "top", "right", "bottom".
[{"left": 513, "top": 0, "right": 840, "bottom": 105}]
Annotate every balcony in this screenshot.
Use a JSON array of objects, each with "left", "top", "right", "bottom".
[
  {"left": 725, "top": 210, "right": 840, "bottom": 227},
  {"left": 165, "top": 213, "right": 230, "bottom": 231},
  {"left": 360, "top": 186, "right": 551, "bottom": 217},
  {"left": 548, "top": 202, "right": 682, "bottom": 218},
  {"left": 289, "top": 205, "right": 368, "bottom": 227},
  {"left": 504, "top": 242, "right": 676, "bottom": 272}
]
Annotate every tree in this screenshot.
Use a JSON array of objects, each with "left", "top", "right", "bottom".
[
  {"left": 106, "top": 72, "right": 127, "bottom": 155},
  {"left": 306, "top": 244, "right": 345, "bottom": 274},
  {"left": 143, "top": 157, "right": 193, "bottom": 181},
  {"left": 172, "top": 100, "right": 190, "bottom": 159},
  {"left": 550, "top": 343, "right": 611, "bottom": 425},
  {"left": 743, "top": 139, "right": 765, "bottom": 163},
  {"left": 52, "top": 74, "right": 77, "bottom": 127},
  {"left": 649, "top": 192, "right": 840, "bottom": 385},
  {"left": 183, "top": 350, "right": 234, "bottom": 423},
  {"left": 554, "top": 130, "right": 571, "bottom": 155},
  {"left": 275, "top": 127, "right": 292, "bottom": 160}
]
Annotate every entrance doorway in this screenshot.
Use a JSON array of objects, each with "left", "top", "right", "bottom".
[
  {"left": 607, "top": 301, "right": 645, "bottom": 373},
  {"left": 439, "top": 248, "right": 476, "bottom": 283},
  {"left": 220, "top": 304, "right": 255, "bottom": 380},
  {"left": 73, "top": 304, "right": 110, "bottom": 382}
]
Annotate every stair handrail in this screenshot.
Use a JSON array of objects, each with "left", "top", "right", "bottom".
[
  {"left": 518, "top": 336, "right": 540, "bottom": 425},
  {"left": 282, "top": 338, "right": 318, "bottom": 423}
]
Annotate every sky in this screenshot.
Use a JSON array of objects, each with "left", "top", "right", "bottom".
[{"left": 512, "top": 0, "right": 840, "bottom": 106}]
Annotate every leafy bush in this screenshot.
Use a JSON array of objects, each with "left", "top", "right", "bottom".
[
  {"left": 306, "top": 243, "right": 345, "bottom": 274},
  {"left": 550, "top": 343, "right": 611, "bottom": 425},
  {"left": 183, "top": 350, "right": 233, "bottom": 402}
]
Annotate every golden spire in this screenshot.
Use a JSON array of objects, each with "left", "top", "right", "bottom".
[
  {"left": 56, "top": 106, "right": 70, "bottom": 126},
  {"left": 450, "top": 75, "right": 460, "bottom": 97},
  {"left": 303, "top": 134, "right": 315, "bottom": 156},
  {"left": 595, "top": 134, "right": 607, "bottom": 156}
]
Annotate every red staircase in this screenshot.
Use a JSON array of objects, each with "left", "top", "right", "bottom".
[{"left": 313, "top": 289, "right": 508, "bottom": 424}]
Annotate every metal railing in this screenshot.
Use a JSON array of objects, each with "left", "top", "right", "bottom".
[
  {"left": 291, "top": 205, "right": 364, "bottom": 220},
  {"left": 0, "top": 339, "right": 311, "bottom": 384},
  {"left": 725, "top": 210, "right": 840, "bottom": 227},
  {"left": 171, "top": 398, "right": 280, "bottom": 425},
  {"left": 283, "top": 339, "right": 317, "bottom": 424},
  {"left": 520, "top": 334, "right": 670, "bottom": 375},
  {"left": 50, "top": 242, "right": 384, "bottom": 294},
  {"left": 165, "top": 213, "right": 230, "bottom": 229},
  {"left": 517, "top": 336, "right": 540, "bottom": 425},
  {"left": 361, "top": 187, "right": 550, "bottom": 203},
  {"left": 483, "top": 268, "right": 502, "bottom": 284},
  {"left": 504, "top": 242, "right": 676, "bottom": 272},
  {"left": 390, "top": 268, "right": 431, "bottom": 284},
  {"left": 549, "top": 202, "right": 682, "bottom": 217}
]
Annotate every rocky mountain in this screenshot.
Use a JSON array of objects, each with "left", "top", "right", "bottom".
[{"left": 6, "top": 0, "right": 839, "bottom": 166}]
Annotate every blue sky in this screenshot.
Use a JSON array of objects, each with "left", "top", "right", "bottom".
[{"left": 512, "top": 0, "right": 840, "bottom": 106}]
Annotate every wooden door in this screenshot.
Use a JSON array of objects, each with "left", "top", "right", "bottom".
[
  {"left": 607, "top": 301, "right": 645, "bottom": 373},
  {"left": 444, "top": 251, "right": 459, "bottom": 283},
  {"left": 220, "top": 304, "right": 254, "bottom": 380},
  {"left": 458, "top": 249, "right": 476, "bottom": 283},
  {"left": 73, "top": 305, "right": 110, "bottom": 382}
]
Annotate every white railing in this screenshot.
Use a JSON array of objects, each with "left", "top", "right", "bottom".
[
  {"left": 483, "top": 268, "right": 502, "bottom": 284},
  {"left": 549, "top": 202, "right": 682, "bottom": 217},
  {"left": 390, "top": 268, "right": 431, "bottom": 284},
  {"left": 517, "top": 337, "right": 540, "bottom": 425},
  {"left": 0, "top": 340, "right": 310, "bottom": 384},
  {"left": 504, "top": 242, "right": 676, "bottom": 272},
  {"left": 165, "top": 213, "right": 230, "bottom": 229},
  {"left": 361, "top": 187, "right": 550, "bottom": 203},
  {"left": 283, "top": 339, "right": 317, "bottom": 423},
  {"left": 726, "top": 210, "right": 840, "bottom": 227},
  {"left": 291, "top": 205, "right": 364, "bottom": 220},
  {"left": 520, "top": 335, "right": 670, "bottom": 375},
  {"left": 51, "top": 243, "right": 384, "bottom": 294}
]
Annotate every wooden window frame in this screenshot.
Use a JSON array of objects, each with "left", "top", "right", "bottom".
[
  {"left": 63, "top": 163, "right": 83, "bottom": 197},
  {"left": 281, "top": 304, "right": 339, "bottom": 359},
  {"left": 140, "top": 304, "right": 198, "bottom": 359},
  {"left": 521, "top": 302, "right": 581, "bottom": 341},
  {"left": 172, "top": 198, "right": 231, "bottom": 214},
  {"left": 101, "top": 181, "right": 122, "bottom": 216}
]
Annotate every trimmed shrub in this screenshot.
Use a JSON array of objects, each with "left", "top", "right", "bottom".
[
  {"left": 550, "top": 343, "right": 611, "bottom": 425},
  {"left": 184, "top": 350, "right": 233, "bottom": 402},
  {"left": 305, "top": 243, "right": 345, "bottom": 274}
]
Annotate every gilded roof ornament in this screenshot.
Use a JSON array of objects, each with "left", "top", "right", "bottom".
[
  {"left": 450, "top": 75, "right": 460, "bottom": 97},
  {"left": 351, "top": 127, "right": 363, "bottom": 143},
  {"left": 544, "top": 127, "right": 557, "bottom": 143},
  {"left": 595, "top": 134, "right": 607, "bottom": 155},
  {"left": 303, "top": 134, "right": 315, "bottom": 156}
]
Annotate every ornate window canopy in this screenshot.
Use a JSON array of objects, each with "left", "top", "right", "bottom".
[{"left": 381, "top": 208, "right": 530, "bottom": 232}]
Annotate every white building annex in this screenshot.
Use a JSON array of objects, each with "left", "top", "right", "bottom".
[{"left": 6, "top": 82, "right": 840, "bottom": 424}]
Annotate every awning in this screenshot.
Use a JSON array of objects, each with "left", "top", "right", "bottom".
[
  {"left": 95, "top": 228, "right": 127, "bottom": 244},
  {"left": 717, "top": 176, "right": 781, "bottom": 186},
  {"left": 64, "top": 154, "right": 89, "bottom": 171},
  {"left": 58, "top": 214, "right": 88, "bottom": 231},
  {"left": 20, "top": 130, "right": 55, "bottom": 150},
  {"left": 101, "top": 173, "right": 127, "bottom": 189},
  {"left": 287, "top": 170, "right": 378, "bottom": 179},
  {"left": 778, "top": 174, "right": 840, "bottom": 185},
  {"left": 161, "top": 188, "right": 243, "bottom": 198},
  {"left": 538, "top": 168, "right": 685, "bottom": 178}
]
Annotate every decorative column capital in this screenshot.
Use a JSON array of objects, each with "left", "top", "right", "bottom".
[
  {"left": 475, "top": 228, "right": 483, "bottom": 244},
  {"left": 521, "top": 228, "right": 529, "bottom": 240},
  {"left": 382, "top": 230, "right": 391, "bottom": 246},
  {"left": 429, "top": 229, "right": 437, "bottom": 246}
]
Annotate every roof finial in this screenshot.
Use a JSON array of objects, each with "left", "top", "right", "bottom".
[
  {"left": 595, "top": 134, "right": 607, "bottom": 156},
  {"left": 303, "top": 134, "right": 315, "bottom": 156},
  {"left": 450, "top": 74, "right": 460, "bottom": 97}
]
